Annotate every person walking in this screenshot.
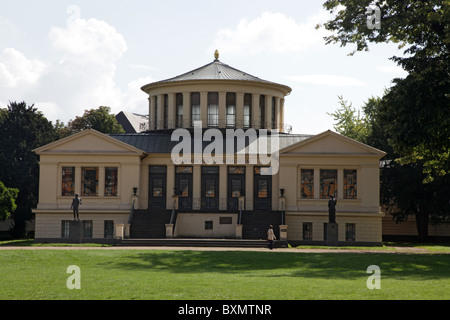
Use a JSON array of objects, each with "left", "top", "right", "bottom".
[{"left": 267, "top": 225, "right": 276, "bottom": 250}]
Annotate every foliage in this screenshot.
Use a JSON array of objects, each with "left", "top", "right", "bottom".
[
  {"left": 0, "top": 181, "right": 19, "bottom": 221},
  {"left": 63, "top": 106, "right": 125, "bottom": 136},
  {"left": 0, "top": 102, "right": 59, "bottom": 237},
  {"left": 327, "top": 96, "right": 369, "bottom": 143},
  {"left": 321, "top": 0, "right": 450, "bottom": 183}
]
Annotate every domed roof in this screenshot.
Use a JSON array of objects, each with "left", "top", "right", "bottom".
[{"left": 141, "top": 50, "right": 291, "bottom": 94}]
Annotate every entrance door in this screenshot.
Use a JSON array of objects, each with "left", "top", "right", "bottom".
[
  {"left": 149, "top": 166, "right": 167, "bottom": 209},
  {"left": 175, "top": 166, "right": 193, "bottom": 210},
  {"left": 227, "top": 166, "right": 245, "bottom": 211},
  {"left": 254, "top": 167, "right": 272, "bottom": 210},
  {"left": 201, "top": 166, "right": 219, "bottom": 211}
]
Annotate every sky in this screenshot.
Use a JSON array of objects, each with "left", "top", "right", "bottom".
[{"left": 0, "top": 0, "right": 408, "bottom": 135}]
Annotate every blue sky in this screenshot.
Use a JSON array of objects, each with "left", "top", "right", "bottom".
[{"left": 0, "top": 0, "right": 407, "bottom": 134}]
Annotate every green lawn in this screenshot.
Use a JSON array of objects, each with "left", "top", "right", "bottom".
[{"left": 0, "top": 248, "right": 449, "bottom": 300}]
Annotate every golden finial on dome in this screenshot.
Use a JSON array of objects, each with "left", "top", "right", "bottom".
[{"left": 214, "top": 49, "right": 219, "bottom": 61}]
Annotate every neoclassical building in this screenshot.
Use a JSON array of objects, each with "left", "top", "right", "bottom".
[{"left": 33, "top": 51, "right": 385, "bottom": 245}]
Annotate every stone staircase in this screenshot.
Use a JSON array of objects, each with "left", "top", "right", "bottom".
[
  {"left": 120, "top": 238, "right": 286, "bottom": 248},
  {"left": 241, "top": 210, "right": 282, "bottom": 240},
  {"left": 129, "top": 209, "right": 172, "bottom": 239}
]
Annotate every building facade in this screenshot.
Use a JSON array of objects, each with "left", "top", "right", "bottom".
[{"left": 33, "top": 52, "right": 386, "bottom": 245}]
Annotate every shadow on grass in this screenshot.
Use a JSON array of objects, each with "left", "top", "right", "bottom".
[{"left": 100, "top": 250, "right": 450, "bottom": 280}]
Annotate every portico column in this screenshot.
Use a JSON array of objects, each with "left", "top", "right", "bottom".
[
  {"left": 280, "top": 98, "right": 285, "bottom": 133},
  {"left": 265, "top": 95, "right": 272, "bottom": 130},
  {"left": 166, "top": 165, "right": 175, "bottom": 209},
  {"left": 193, "top": 165, "right": 201, "bottom": 210},
  {"left": 156, "top": 94, "right": 164, "bottom": 130},
  {"left": 274, "top": 96, "right": 281, "bottom": 131},
  {"left": 236, "top": 92, "right": 244, "bottom": 129},
  {"left": 149, "top": 96, "right": 155, "bottom": 131},
  {"left": 252, "top": 93, "right": 260, "bottom": 129}
]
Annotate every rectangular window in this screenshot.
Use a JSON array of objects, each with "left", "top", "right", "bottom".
[
  {"left": 191, "top": 92, "right": 200, "bottom": 126},
  {"left": 207, "top": 92, "right": 219, "bottom": 127},
  {"left": 303, "top": 222, "right": 313, "bottom": 241},
  {"left": 219, "top": 217, "right": 232, "bottom": 224},
  {"left": 104, "top": 220, "right": 114, "bottom": 238},
  {"left": 176, "top": 93, "right": 183, "bottom": 128},
  {"left": 152, "top": 178, "right": 163, "bottom": 197},
  {"left": 205, "top": 179, "right": 216, "bottom": 198},
  {"left": 259, "top": 95, "right": 266, "bottom": 128},
  {"left": 257, "top": 180, "right": 268, "bottom": 198},
  {"left": 244, "top": 93, "right": 252, "bottom": 128},
  {"left": 82, "top": 220, "right": 93, "bottom": 238},
  {"left": 226, "top": 92, "right": 236, "bottom": 127},
  {"left": 345, "top": 223, "right": 356, "bottom": 241},
  {"left": 61, "top": 220, "right": 70, "bottom": 238},
  {"left": 205, "top": 221, "right": 213, "bottom": 230},
  {"left": 300, "top": 169, "right": 314, "bottom": 199},
  {"left": 320, "top": 169, "right": 337, "bottom": 199},
  {"left": 228, "top": 166, "right": 245, "bottom": 174},
  {"left": 62, "top": 167, "right": 75, "bottom": 196},
  {"left": 344, "top": 169, "right": 357, "bottom": 199},
  {"left": 231, "top": 179, "right": 242, "bottom": 198},
  {"left": 179, "top": 179, "right": 190, "bottom": 197},
  {"left": 104, "top": 167, "right": 118, "bottom": 196},
  {"left": 82, "top": 167, "right": 98, "bottom": 196}
]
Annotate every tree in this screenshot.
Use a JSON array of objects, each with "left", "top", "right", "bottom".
[
  {"left": 327, "top": 96, "right": 370, "bottom": 143},
  {"left": 0, "top": 102, "right": 59, "bottom": 237},
  {"left": 320, "top": 0, "right": 450, "bottom": 183},
  {"left": 0, "top": 181, "right": 18, "bottom": 221},
  {"left": 322, "top": 0, "right": 450, "bottom": 240},
  {"left": 66, "top": 106, "right": 125, "bottom": 135}
]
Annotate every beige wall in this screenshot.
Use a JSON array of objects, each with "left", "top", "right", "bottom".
[
  {"left": 35, "top": 212, "right": 129, "bottom": 239},
  {"left": 174, "top": 213, "right": 238, "bottom": 238}
]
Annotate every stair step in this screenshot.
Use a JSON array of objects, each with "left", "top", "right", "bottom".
[{"left": 119, "top": 238, "right": 288, "bottom": 248}]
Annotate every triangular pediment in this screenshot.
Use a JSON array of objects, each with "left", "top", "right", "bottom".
[
  {"left": 279, "top": 130, "right": 385, "bottom": 157},
  {"left": 33, "top": 129, "right": 144, "bottom": 155}
]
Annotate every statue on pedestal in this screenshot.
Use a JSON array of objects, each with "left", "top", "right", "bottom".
[{"left": 71, "top": 193, "right": 82, "bottom": 221}]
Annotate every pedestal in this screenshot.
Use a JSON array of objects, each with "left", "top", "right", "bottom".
[
  {"left": 115, "top": 224, "right": 125, "bottom": 240},
  {"left": 69, "top": 220, "right": 82, "bottom": 243},
  {"left": 327, "top": 223, "right": 338, "bottom": 246},
  {"left": 235, "top": 224, "right": 243, "bottom": 239},
  {"left": 165, "top": 224, "right": 174, "bottom": 238},
  {"left": 124, "top": 224, "right": 131, "bottom": 239},
  {"left": 279, "top": 225, "right": 288, "bottom": 241}
]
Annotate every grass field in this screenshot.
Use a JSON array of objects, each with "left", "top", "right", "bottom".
[{"left": 1, "top": 247, "right": 449, "bottom": 300}]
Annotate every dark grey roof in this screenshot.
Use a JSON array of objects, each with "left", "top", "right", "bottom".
[
  {"left": 109, "top": 130, "right": 312, "bottom": 154},
  {"left": 152, "top": 59, "right": 271, "bottom": 84}
]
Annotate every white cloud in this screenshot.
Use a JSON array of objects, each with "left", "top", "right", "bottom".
[
  {"left": 209, "top": 10, "right": 330, "bottom": 55},
  {"left": 285, "top": 74, "right": 366, "bottom": 87},
  {"left": 0, "top": 15, "right": 151, "bottom": 124},
  {"left": 0, "top": 48, "right": 47, "bottom": 88}
]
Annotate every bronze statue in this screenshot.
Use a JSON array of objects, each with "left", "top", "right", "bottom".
[
  {"left": 328, "top": 195, "right": 337, "bottom": 223},
  {"left": 71, "top": 193, "right": 82, "bottom": 221}
]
